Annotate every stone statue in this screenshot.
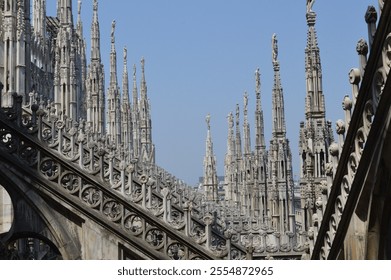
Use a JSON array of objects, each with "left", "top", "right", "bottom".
[
  {"left": 243, "top": 91, "right": 248, "bottom": 114},
  {"left": 78, "top": 0, "right": 82, "bottom": 16},
  {"left": 206, "top": 113, "right": 211, "bottom": 130},
  {"left": 228, "top": 112, "right": 234, "bottom": 129},
  {"left": 141, "top": 57, "right": 145, "bottom": 69},
  {"left": 306, "top": 0, "right": 315, "bottom": 13},
  {"left": 124, "top": 46, "right": 127, "bottom": 61},
  {"left": 255, "top": 68, "right": 261, "bottom": 98},
  {"left": 236, "top": 104, "right": 240, "bottom": 123},
  {"left": 272, "top": 33, "right": 278, "bottom": 63},
  {"left": 111, "top": 20, "right": 116, "bottom": 41},
  {"left": 255, "top": 68, "right": 260, "bottom": 81}
]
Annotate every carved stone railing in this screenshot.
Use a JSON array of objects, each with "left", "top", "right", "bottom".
[
  {"left": 311, "top": 2, "right": 391, "bottom": 259},
  {"left": 0, "top": 95, "right": 247, "bottom": 259},
  {"left": 201, "top": 201, "right": 307, "bottom": 259}
]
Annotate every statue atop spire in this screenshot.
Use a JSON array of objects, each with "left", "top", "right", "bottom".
[
  {"left": 235, "top": 104, "right": 240, "bottom": 126},
  {"left": 206, "top": 113, "right": 211, "bottom": 131},
  {"left": 111, "top": 20, "right": 116, "bottom": 44},
  {"left": 271, "top": 33, "right": 286, "bottom": 137},
  {"left": 132, "top": 64, "right": 137, "bottom": 87},
  {"left": 306, "top": 0, "right": 317, "bottom": 26},
  {"left": 243, "top": 91, "right": 248, "bottom": 117},
  {"left": 299, "top": 0, "right": 334, "bottom": 232},
  {"left": 306, "top": 0, "right": 315, "bottom": 14},
  {"left": 123, "top": 46, "right": 127, "bottom": 67},
  {"left": 254, "top": 67, "right": 265, "bottom": 151},
  {"left": 78, "top": 0, "right": 82, "bottom": 18},
  {"left": 255, "top": 68, "right": 261, "bottom": 99},
  {"left": 141, "top": 57, "right": 145, "bottom": 75},
  {"left": 76, "top": 0, "right": 83, "bottom": 37},
  {"left": 228, "top": 112, "right": 234, "bottom": 130},
  {"left": 272, "top": 33, "right": 278, "bottom": 65},
  {"left": 203, "top": 113, "right": 218, "bottom": 202}
]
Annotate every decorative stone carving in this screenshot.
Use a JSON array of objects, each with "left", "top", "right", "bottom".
[
  {"left": 383, "top": 33, "right": 391, "bottom": 71},
  {"left": 365, "top": 6, "right": 377, "bottom": 24},
  {"left": 329, "top": 142, "right": 339, "bottom": 157},
  {"left": 145, "top": 229, "right": 164, "bottom": 248},
  {"left": 342, "top": 95, "right": 352, "bottom": 111},
  {"left": 356, "top": 39, "right": 368, "bottom": 56},
  {"left": 335, "top": 120, "right": 345, "bottom": 135}
]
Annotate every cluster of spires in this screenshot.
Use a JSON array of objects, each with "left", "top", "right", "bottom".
[
  {"left": 202, "top": 33, "right": 295, "bottom": 234},
  {"left": 0, "top": 0, "right": 155, "bottom": 165},
  {"left": 202, "top": 1, "right": 333, "bottom": 237}
]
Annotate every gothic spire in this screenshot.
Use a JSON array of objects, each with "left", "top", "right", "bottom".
[
  {"left": 254, "top": 68, "right": 266, "bottom": 153},
  {"left": 57, "top": 0, "right": 73, "bottom": 26},
  {"left": 203, "top": 114, "right": 218, "bottom": 202},
  {"left": 86, "top": 0, "right": 105, "bottom": 133},
  {"left": 235, "top": 104, "right": 243, "bottom": 159},
  {"left": 122, "top": 47, "right": 132, "bottom": 156},
  {"left": 243, "top": 91, "right": 251, "bottom": 156},
  {"left": 109, "top": 20, "right": 118, "bottom": 87},
  {"left": 122, "top": 47, "right": 129, "bottom": 104},
  {"left": 305, "top": 2, "right": 325, "bottom": 118},
  {"left": 226, "top": 112, "right": 235, "bottom": 158},
  {"left": 224, "top": 111, "right": 236, "bottom": 202},
  {"left": 33, "top": 0, "right": 46, "bottom": 38},
  {"left": 271, "top": 33, "right": 286, "bottom": 138},
  {"left": 299, "top": 1, "right": 333, "bottom": 231},
  {"left": 76, "top": 0, "right": 87, "bottom": 120},
  {"left": 90, "top": 0, "right": 101, "bottom": 61},
  {"left": 76, "top": 0, "right": 83, "bottom": 38},
  {"left": 131, "top": 64, "right": 140, "bottom": 159},
  {"left": 132, "top": 64, "right": 138, "bottom": 111},
  {"left": 138, "top": 58, "right": 154, "bottom": 164},
  {"left": 107, "top": 20, "right": 121, "bottom": 145},
  {"left": 140, "top": 57, "right": 147, "bottom": 100},
  {"left": 53, "top": 0, "right": 78, "bottom": 118}
]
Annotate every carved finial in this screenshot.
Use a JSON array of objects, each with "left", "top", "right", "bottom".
[
  {"left": 329, "top": 142, "right": 339, "bottom": 157},
  {"left": 133, "top": 64, "right": 136, "bottom": 78},
  {"left": 93, "top": 0, "right": 98, "bottom": 11},
  {"left": 272, "top": 33, "right": 278, "bottom": 64},
  {"left": 365, "top": 6, "right": 377, "bottom": 24},
  {"left": 335, "top": 119, "right": 345, "bottom": 135},
  {"left": 306, "top": 0, "right": 315, "bottom": 13},
  {"left": 342, "top": 95, "right": 353, "bottom": 111},
  {"left": 356, "top": 38, "right": 368, "bottom": 56},
  {"left": 206, "top": 113, "right": 211, "bottom": 130}
]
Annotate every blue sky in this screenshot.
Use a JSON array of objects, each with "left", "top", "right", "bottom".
[{"left": 47, "top": 0, "right": 376, "bottom": 185}]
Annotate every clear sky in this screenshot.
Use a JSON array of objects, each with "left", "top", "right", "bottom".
[{"left": 47, "top": 0, "right": 377, "bottom": 186}]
